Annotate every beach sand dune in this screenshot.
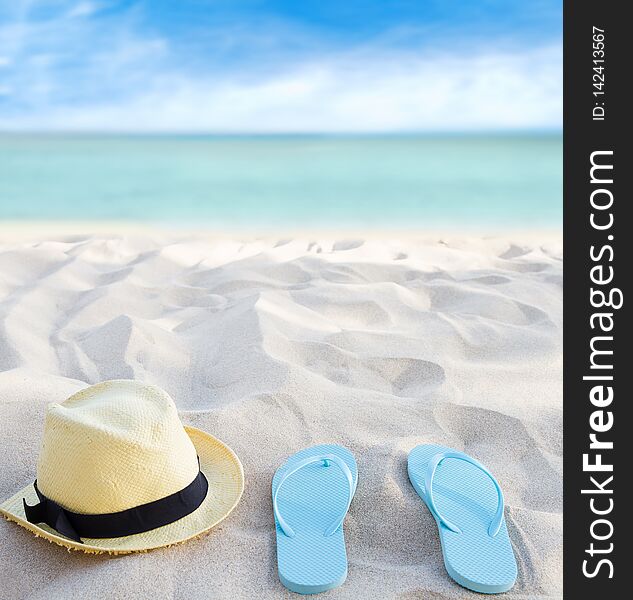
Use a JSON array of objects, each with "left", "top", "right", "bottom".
[{"left": 0, "top": 233, "right": 562, "bottom": 599}]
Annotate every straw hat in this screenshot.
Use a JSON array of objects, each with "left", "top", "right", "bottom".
[{"left": 0, "top": 380, "right": 244, "bottom": 554}]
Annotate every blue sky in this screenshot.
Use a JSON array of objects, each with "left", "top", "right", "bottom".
[{"left": 0, "top": 1, "right": 562, "bottom": 132}]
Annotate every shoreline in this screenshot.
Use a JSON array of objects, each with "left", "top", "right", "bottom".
[{"left": 0, "top": 221, "right": 562, "bottom": 243}]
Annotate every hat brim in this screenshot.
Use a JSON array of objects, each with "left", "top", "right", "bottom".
[{"left": 0, "top": 427, "right": 244, "bottom": 554}]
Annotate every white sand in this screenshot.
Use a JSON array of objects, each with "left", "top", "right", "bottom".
[{"left": 0, "top": 232, "right": 562, "bottom": 599}]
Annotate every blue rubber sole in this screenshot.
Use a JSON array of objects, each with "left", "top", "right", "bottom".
[
  {"left": 272, "top": 444, "right": 358, "bottom": 595},
  {"left": 408, "top": 444, "right": 518, "bottom": 594}
]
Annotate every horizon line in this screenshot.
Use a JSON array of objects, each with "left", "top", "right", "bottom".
[{"left": 0, "top": 129, "right": 562, "bottom": 137}]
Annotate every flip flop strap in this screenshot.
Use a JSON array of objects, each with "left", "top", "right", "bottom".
[
  {"left": 273, "top": 453, "right": 354, "bottom": 538},
  {"left": 424, "top": 450, "right": 504, "bottom": 537}
]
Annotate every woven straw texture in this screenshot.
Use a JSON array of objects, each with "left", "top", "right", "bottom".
[{"left": 0, "top": 381, "right": 244, "bottom": 554}]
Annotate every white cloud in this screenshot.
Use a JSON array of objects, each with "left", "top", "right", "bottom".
[
  {"left": 0, "top": 2, "right": 561, "bottom": 132},
  {"left": 0, "top": 44, "right": 561, "bottom": 132},
  {"left": 67, "top": 2, "right": 100, "bottom": 19}
]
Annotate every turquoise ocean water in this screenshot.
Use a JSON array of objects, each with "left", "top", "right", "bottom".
[{"left": 0, "top": 134, "right": 561, "bottom": 229}]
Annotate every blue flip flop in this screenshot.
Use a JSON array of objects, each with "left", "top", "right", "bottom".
[
  {"left": 272, "top": 444, "right": 358, "bottom": 595},
  {"left": 408, "top": 444, "right": 517, "bottom": 594}
]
